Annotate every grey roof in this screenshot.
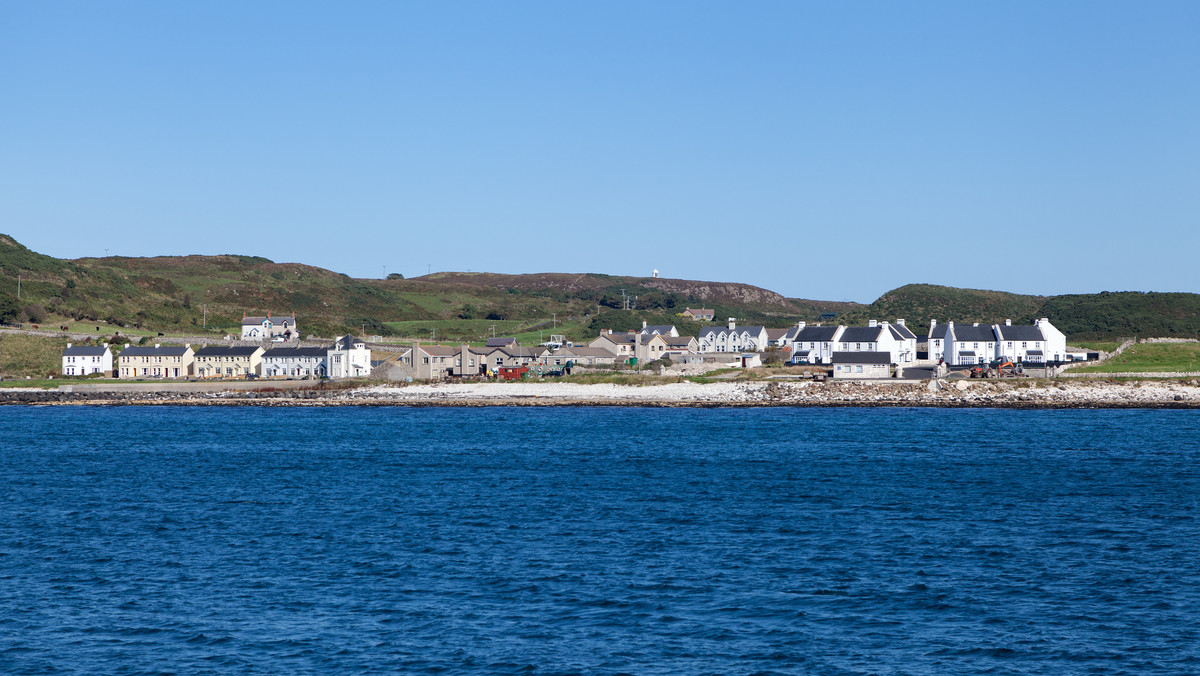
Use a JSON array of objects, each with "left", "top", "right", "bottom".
[
  {"left": 242, "top": 315, "right": 293, "bottom": 326},
  {"left": 639, "top": 325, "right": 675, "bottom": 335},
  {"left": 332, "top": 334, "right": 364, "bottom": 351},
  {"left": 832, "top": 351, "right": 892, "bottom": 364},
  {"left": 949, "top": 324, "right": 996, "bottom": 342},
  {"left": 889, "top": 323, "right": 918, "bottom": 340},
  {"left": 996, "top": 325, "right": 1044, "bottom": 341},
  {"left": 119, "top": 345, "right": 191, "bottom": 357},
  {"left": 839, "top": 326, "right": 884, "bottom": 343},
  {"left": 664, "top": 337, "right": 696, "bottom": 347},
  {"left": 599, "top": 332, "right": 638, "bottom": 345},
  {"left": 242, "top": 316, "right": 269, "bottom": 325},
  {"left": 263, "top": 347, "right": 327, "bottom": 358},
  {"left": 699, "top": 326, "right": 765, "bottom": 337},
  {"left": 1026, "top": 349, "right": 1044, "bottom": 355},
  {"left": 486, "top": 337, "right": 517, "bottom": 347},
  {"left": 765, "top": 328, "right": 790, "bottom": 341},
  {"left": 63, "top": 345, "right": 109, "bottom": 357},
  {"left": 929, "top": 324, "right": 948, "bottom": 339},
  {"left": 959, "top": 351, "right": 976, "bottom": 357},
  {"left": 195, "top": 345, "right": 263, "bottom": 357},
  {"left": 795, "top": 326, "right": 840, "bottom": 342}
]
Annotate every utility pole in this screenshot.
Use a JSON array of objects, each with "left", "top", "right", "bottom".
[
  {"left": 16, "top": 274, "right": 20, "bottom": 300},
  {"left": 203, "top": 304, "right": 207, "bottom": 329},
  {"left": 382, "top": 265, "right": 387, "bottom": 278},
  {"left": 427, "top": 263, "right": 432, "bottom": 275},
  {"left": 552, "top": 313, "right": 557, "bottom": 328},
  {"left": 105, "top": 248, "right": 109, "bottom": 257}
]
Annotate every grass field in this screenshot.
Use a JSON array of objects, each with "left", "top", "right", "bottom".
[
  {"left": 1071, "top": 342, "right": 1200, "bottom": 373},
  {"left": 0, "top": 333, "right": 72, "bottom": 378},
  {"left": 1069, "top": 341, "right": 1124, "bottom": 353}
]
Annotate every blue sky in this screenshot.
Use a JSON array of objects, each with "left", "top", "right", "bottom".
[{"left": 2, "top": 2, "right": 1197, "bottom": 302}]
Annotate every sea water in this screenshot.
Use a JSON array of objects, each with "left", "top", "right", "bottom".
[{"left": 1, "top": 406, "right": 1198, "bottom": 674}]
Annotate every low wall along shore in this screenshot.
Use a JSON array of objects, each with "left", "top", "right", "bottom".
[{"left": 2, "top": 379, "right": 1198, "bottom": 408}]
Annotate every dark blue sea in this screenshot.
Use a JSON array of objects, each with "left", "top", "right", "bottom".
[{"left": 1, "top": 407, "right": 1198, "bottom": 675}]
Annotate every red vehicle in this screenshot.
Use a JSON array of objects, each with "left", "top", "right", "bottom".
[{"left": 497, "top": 366, "right": 529, "bottom": 381}]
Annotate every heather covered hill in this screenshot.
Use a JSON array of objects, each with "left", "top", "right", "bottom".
[{"left": 0, "top": 236, "right": 846, "bottom": 336}]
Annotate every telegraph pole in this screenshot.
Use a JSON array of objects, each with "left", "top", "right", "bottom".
[
  {"left": 16, "top": 274, "right": 20, "bottom": 300},
  {"left": 203, "top": 304, "right": 207, "bottom": 329}
]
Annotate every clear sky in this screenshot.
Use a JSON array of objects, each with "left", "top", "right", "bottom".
[{"left": 2, "top": 2, "right": 1197, "bottom": 302}]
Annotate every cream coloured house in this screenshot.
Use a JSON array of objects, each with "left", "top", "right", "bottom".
[
  {"left": 194, "top": 345, "right": 265, "bottom": 378},
  {"left": 119, "top": 344, "right": 195, "bottom": 379}
]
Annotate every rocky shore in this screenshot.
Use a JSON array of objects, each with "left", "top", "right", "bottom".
[{"left": 2, "top": 378, "right": 1199, "bottom": 408}]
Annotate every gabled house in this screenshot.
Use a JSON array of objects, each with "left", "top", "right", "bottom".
[
  {"left": 787, "top": 323, "right": 844, "bottom": 364},
  {"left": 682, "top": 308, "right": 715, "bottom": 322},
  {"left": 194, "top": 345, "right": 265, "bottom": 378},
  {"left": 927, "top": 320, "right": 949, "bottom": 363},
  {"left": 241, "top": 312, "right": 298, "bottom": 341},
  {"left": 994, "top": 318, "right": 1067, "bottom": 363},
  {"left": 538, "top": 346, "right": 620, "bottom": 367},
  {"left": 638, "top": 321, "right": 679, "bottom": 338},
  {"left": 834, "top": 320, "right": 916, "bottom": 365},
  {"left": 62, "top": 343, "right": 112, "bottom": 377},
  {"left": 411, "top": 344, "right": 457, "bottom": 380},
  {"left": 661, "top": 336, "right": 699, "bottom": 358},
  {"left": 591, "top": 330, "right": 639, "bottom": 360},
  {"left": 884, "top": 319, "right": 918, "bottom": 364},
  {"left": 944, "top": 322, "right": 998, "bottom": 366},
  {"left": 452, "top": 344, "right": 487, "bottom": 377},
  {"left": 328, "top": 335, "right": 371, "bottom": 378},
  {"left": 765, "top": 328, "right": 791, "bottom": 348},
  {"left": 262, "top": 346, "right": 327, "bottom": 378},
  {"left": 697, "top": 319, "right": 769, "bottom": 353},
  {"left": 119, "top": 344, "right": 194, "bottom": 379}
]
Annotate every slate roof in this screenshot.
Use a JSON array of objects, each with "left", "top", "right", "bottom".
[
  {"left": 839, "top": 326, "right": 884, "bottom": 343},
  {"left": 263, "top": 347, "right": 327, "bottom": 359},
  {"left": 418, "top": 345, "right": 457, "bottom": 357},
  {"left": 486, "top": 337, "right": 518, "bottom": 348},
  {"left": 929, "top": 324, "right": 948, "bottom": 340},
  {"left": 639, "top": 325, "right": 675, "bottom": 335},
  {"left": 765, "top": 328, "right": 789, "bottom": 342},
  {"left": 699, "top": 326, "right": 766, "bottom": 338},
  {"left": 598, "top": 332, "right": 638, "bottom": 345},
  {"left": 663, "top": 337, "right": 696, "bottom": 348},
  {"left": 831, "top": 351, "right": 892, "bottom": 364},
  {"left": 1026, "top": 349, "right": 1044, "bottom": 355},
  {"left": 194, "top": 346, "right": 263, "bottom": 357},
  {"left": 949, "top": 324, "right": 996, "bottom": 342},
  {"left": 332, "top": 335, "right": 364, "bottom": 351},
  {"left": 889, "top": 323, "right": 918, "bottom": 340},
  {"left": 558, "top": 347, "right": 618, "bottom": 358},
  {"left": 795, "top": 326, "right": 840, "bottom": 342},
  {"left": 63, "top": 345, "right": 109, "bottom": 357},
  {"left": 241, "top": 315, "right": 294, "bottom": 326},
  {"left": 119, "top": 345, "right": 191, "bottom": 357},
  {"left": 996, "top": 325, "right": 1045, "bottom": 341}
]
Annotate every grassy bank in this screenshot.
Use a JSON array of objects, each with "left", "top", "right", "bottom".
[
  {"left": 1071, "top": 342, "right": 1200, "bottom": 373},
  {"left": 0, "top": 333, "right": 71, "bottom": 378}
]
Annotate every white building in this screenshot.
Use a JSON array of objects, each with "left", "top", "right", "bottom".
[
  {"left": 241, "top": 312, "right": 298, "bottom": 341},
  {"left": 328, "top": 334, "right": 371, "bottom": 378},
  {"left": 831, "top": 352, "right": 892, "bottom": 379},
  {"left": 928, "top": 320, "right": 949, "bottom": 363},
  {"left": 944, "top": 322, "right": 998, "bottom": 366},
  {"left": 835, "top": 320, "right": 916, "bottom": 365},
  {"left": 697, "top": 319, "right": 769, "bottom": 353},
  {"left": 787, "top": 323, "right": 844, "bottom": 364},
  {"left": 994, "top": 318, "right": 1067, "bottom": 363},
  {"left": 262, "top": 346, "right": 328, "bottom": 378},
  {"left": 638, "top": 321, "right": 679, "bottom": 338},
  {"left": 62, "top": 343, "right": 113, "bottom": 376}
]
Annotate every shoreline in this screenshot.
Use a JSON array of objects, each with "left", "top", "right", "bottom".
[{"left": 2, "top": 379, "right": 1198, "bottom": 409}]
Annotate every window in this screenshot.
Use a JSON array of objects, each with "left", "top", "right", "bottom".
[
  {"left": 1021, "top": 342, "right": 1027, "bottom": 348},
  {"left": 855, "top": 365, "right": 863, "bottom": 373}
]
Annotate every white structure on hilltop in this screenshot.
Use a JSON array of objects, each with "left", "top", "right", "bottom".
[{"left": 241, "top": 312, "right": 298, "bottom": 341}]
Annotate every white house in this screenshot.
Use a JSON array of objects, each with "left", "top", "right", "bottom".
[
  {"left": 62, "top": 343, "right": 113, "bottom": 376},
  {"left": 328, "top": 334, "right": 371, "bottom": 378},
  {"left": 787, "top": 324, "right": 844, "bottom": 364},
  {"left": 944, "top": 322, "right": 998, "bottom": 366},
  {"left": 928, "top": 320, "right": 949, "bottom": 363},
  {"left": 994, "top": 318, "right": 1067, "bottom": 363},
  {"left": 262, "top": 346, "right": 328, "bottom": 378},
  {"left": 638, "top": 321, "right": 679, "bottom": 338},
  {"left": 835, "top": 320, "right": 915, "bottom": 364},
  {"left": 697, "top": 319, "right": 769, "bottom": 353},
  {"left": 241, "top": 312, "right": 298, "bottom": 341}
]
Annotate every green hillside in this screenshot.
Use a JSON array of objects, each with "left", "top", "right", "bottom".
[
  {"left": 0, "top": 235, "right": 849, "bottom": 338},
  {"left": 842, "top": 284, "right": 1200, "bottom": 339}
]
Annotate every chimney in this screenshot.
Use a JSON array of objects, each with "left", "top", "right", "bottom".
[
  {"left": 972, "top": 323, "right": 979, "bottom": 327},
  {"left": 868, "top": 319, "right": 878, "bottom": 328},
  {"left": 930, "top": 319, "right": 937, "bottom": 329},
  {"left": 185, "top": 343, "right": 190, "bottom": 348},
  {"left": 67, "top": 343, "right": 72, "bottom": 348},
  {"left": 103, "top": 342, "right": 108, "bottom": 348},
  {"left": 728, "top": 318, "right": 736, "bottom": 331},
  {"left": 796, "top": 321, "right": 806, "bottom": 330},
  {"left": 896, "top": 319, "right": 905, "bottom": 326},
  {"left": 155, "top": 343, "right": 161, "bottom": 348},
  {"left": 642, "top": 320, "right": 647, "bottom": 329},
  {"left": 947, "top": 321, "right": 954, "bottom": 328},
  {"left": 1005, "top": 319, "right": 1011, "bottom": 326}
]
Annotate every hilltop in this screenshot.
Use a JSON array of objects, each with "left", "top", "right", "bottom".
[
  {"left": 2, "top": 236, "right": 1199, "bottom": 341},
  {"left": 0, "top": 235, "right": 854, "bottom": 340}
]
